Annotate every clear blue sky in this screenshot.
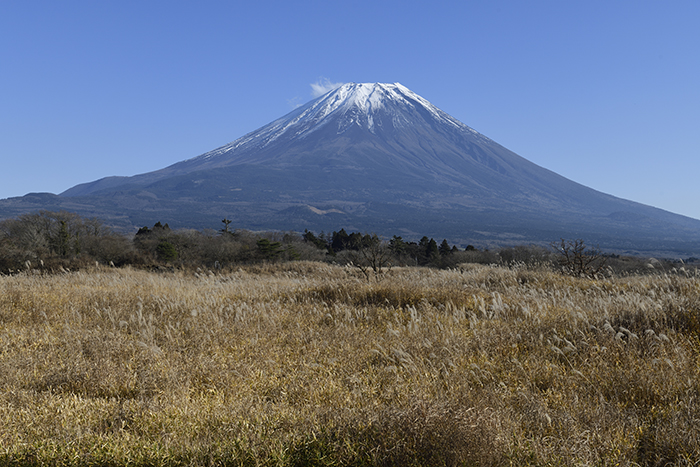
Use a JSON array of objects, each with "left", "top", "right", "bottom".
[{"left": 2, "top": 1, "right": 699, "bottom": 219}]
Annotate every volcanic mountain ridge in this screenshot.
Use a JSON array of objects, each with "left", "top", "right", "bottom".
[{"left": 2, "top": 82, "right": 699, "bottom": 255}]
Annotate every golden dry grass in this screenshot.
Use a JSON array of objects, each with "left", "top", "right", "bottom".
[{"left": 0, "top": 262, "right": 699, "bottom": 466}]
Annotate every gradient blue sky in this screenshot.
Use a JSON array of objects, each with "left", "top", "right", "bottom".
[{"left": 2, "top": 1, "right": 699, "bottom": 219}]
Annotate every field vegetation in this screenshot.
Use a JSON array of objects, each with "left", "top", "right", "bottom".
[{"left": 1, "top": 259, "right": 699, "bottom": 466}]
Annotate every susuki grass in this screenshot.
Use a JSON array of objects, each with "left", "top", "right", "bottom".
[{"left": 0, "top": 262, "right": 699, "bottom": 466}]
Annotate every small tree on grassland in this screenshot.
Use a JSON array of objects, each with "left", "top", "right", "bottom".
[
  {"left": 348, "top": 234, "right": 392, "bottom": 281},
  {"left": 552, "top": 238, "right": 607, "bottom": 278}
]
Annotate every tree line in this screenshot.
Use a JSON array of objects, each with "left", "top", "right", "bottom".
[
  {"left": 0, "top": 211, "right": 500, "bottom": 273},
  {"left": 0, "top": 210, "right": 691, "bottom": 276},
  {"left": 303, "top": 229, "right": 479, "bottom": 267}
]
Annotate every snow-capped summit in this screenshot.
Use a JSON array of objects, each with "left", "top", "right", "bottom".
[
  {"left": 303, "top": 82, "right": 467, "bottom": 132},
  {"left": 181, "top": 82, "right": 485, "bottom": 167}
]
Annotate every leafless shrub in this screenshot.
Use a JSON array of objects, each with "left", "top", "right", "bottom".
[
  {"left": 552, "top": 238, "right": 607, "bottom": 277},
  {"left": 345, "top": 233, "right": 393, "bottom": 281}
]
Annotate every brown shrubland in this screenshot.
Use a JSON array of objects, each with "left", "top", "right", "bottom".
[{"left": 0, "top": 262, "right": 699, "bottom": 466}]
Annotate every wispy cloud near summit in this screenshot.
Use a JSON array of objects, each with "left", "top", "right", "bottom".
[{"left": 310, "top": 77, "right": 344, "bottom": 98}]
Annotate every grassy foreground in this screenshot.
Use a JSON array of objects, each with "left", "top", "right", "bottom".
[{"left": 1, "top": 263, "right": 699, "bottom": 466}]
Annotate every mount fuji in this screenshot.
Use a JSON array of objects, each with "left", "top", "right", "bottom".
[{"left": 2, "top": 82, "right": 700, "bottom": 254}]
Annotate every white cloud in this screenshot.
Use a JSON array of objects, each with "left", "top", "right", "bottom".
[{"left": 310, "top": 77, "right": 344, "bottom": 98}]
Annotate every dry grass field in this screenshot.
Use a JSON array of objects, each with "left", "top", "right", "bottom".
[{"left": 1, "top": 262, "right": 699, "bottom": 466}]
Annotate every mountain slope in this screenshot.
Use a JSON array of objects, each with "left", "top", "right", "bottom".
[{"left": 3, "top": 83, "right": 700, "bottom": 255}]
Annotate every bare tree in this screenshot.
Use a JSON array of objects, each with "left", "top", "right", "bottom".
[
  {"left": 552, "top": 238, "right": 607, "bottom": 278},
  {"left": 348, "top": 234, "right": 393, "bottom": 281}
]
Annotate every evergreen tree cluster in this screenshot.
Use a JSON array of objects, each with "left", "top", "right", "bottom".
[{"left": 303, "top": 229, "right": 477, "bottom": 268}]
